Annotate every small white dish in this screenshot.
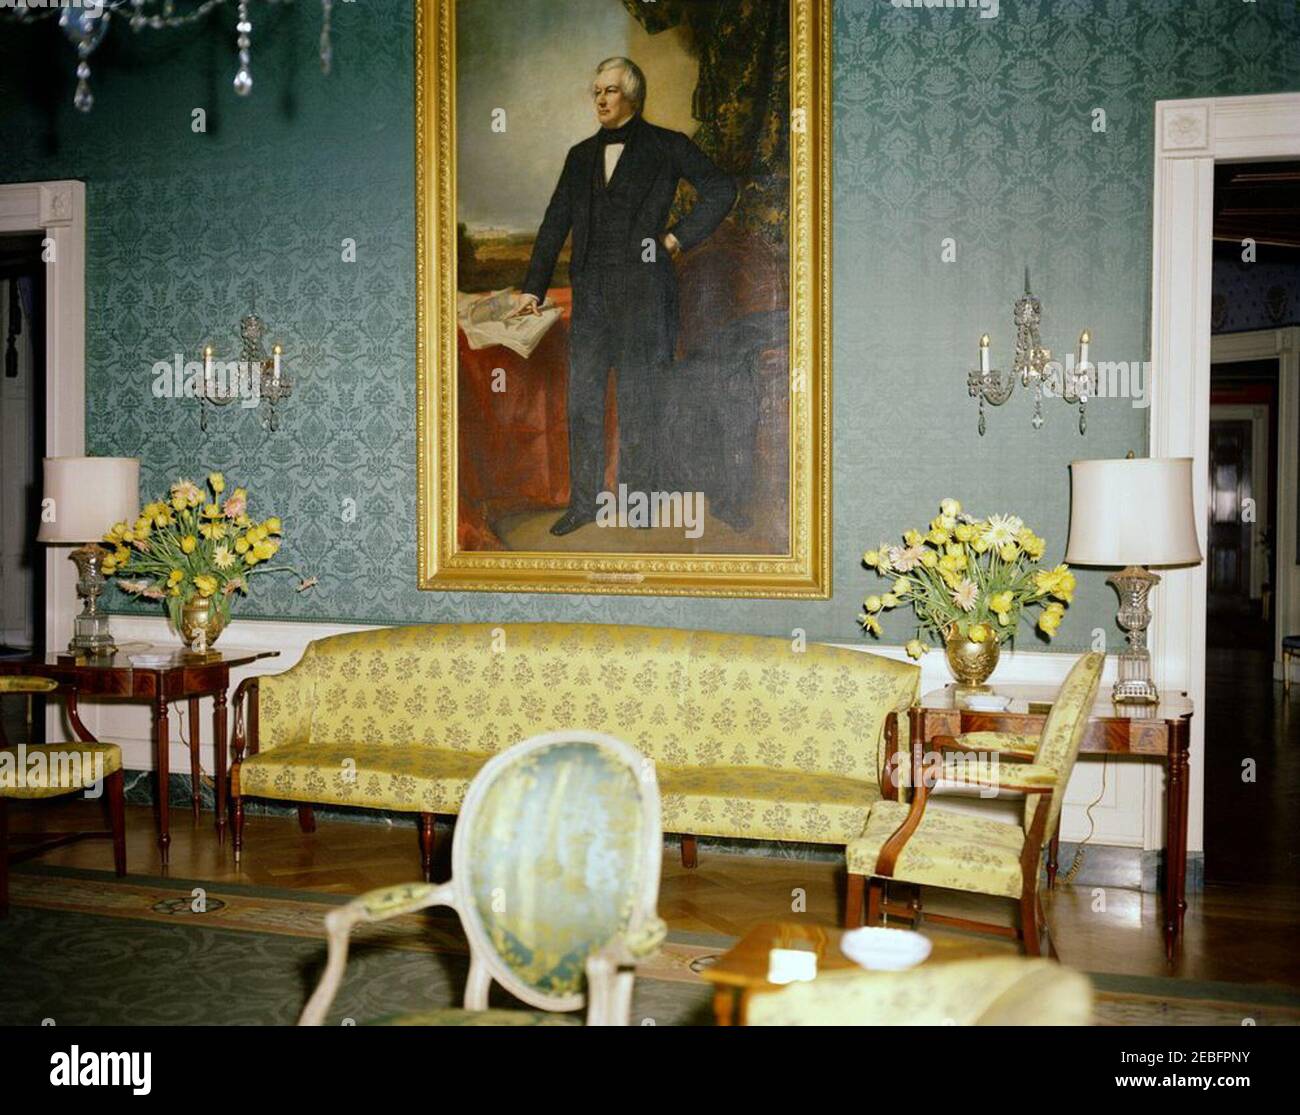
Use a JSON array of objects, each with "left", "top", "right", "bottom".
[
  {"left": 840, "top": 927, "right": 932, "bottom": 971},
  {"left": 961, "top": 694, "right": 1011, "bottom": 712},
  {"left": 767, "top": 947, "right": 818, "bottom": 985}
]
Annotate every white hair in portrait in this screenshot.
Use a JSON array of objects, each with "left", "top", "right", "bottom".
[{"left": 594, "top": 56, "right": 646, "bottom": 111}]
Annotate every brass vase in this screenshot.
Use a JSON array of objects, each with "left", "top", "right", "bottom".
[
  {"left": 943, "top": 628, "right": 1000, "bottom": 690},
  {"left": 178, "top": 597, "right": 229, "bottom": 653}
]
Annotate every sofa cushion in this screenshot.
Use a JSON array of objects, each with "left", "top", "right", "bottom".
[
  {"left": 656, "top": 765, "right": 883, "bottom": 844},
  {"left": 0, "top": 741, "right": 122, "bottom": 799},
  {"left": 238, "top": 742, "right": 491, "bottom": 813}
]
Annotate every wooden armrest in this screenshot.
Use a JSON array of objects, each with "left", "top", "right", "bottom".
[{"left": 232, "top": 676, "right": 259, "bottom": 763}]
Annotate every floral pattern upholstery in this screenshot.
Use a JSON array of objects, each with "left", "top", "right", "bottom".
[
  {"left": 237, "top": 742, "right": 490, "bottom": 812},
  {"left": 237, "top": 623, "right": 919, "bottom": 846},
  {"left": 463, "top": 740, "right": 648, "bottom": 998},
  {"left": 744, "top": 957, "right": 1093, "bottom": 1026},
  {"left": 951, "top": 731, "right": 1038, "bottom": 757},
  {"left": 937, "top": 758, "right": 1058, "bottom": 791},
  {"left": 658, "top": 766, "right": 883, "bottom": 843},
  {"left": 846, "top": 652, "right": 1105, "bottom": 900},
  {"left": 846, "top": 799, "right": 1027, "bottom": 898},
  {"left": 0, "top": 742, "right": 123, "bottom": 800}
]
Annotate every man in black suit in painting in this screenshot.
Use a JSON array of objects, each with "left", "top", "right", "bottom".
[{"left": 512, "top": 56, "right": 737, "bottom": 536}]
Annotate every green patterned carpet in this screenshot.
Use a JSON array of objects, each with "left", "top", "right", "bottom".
[{"left": 2, "top": 867, "right": 1297, "bottom": 1026}]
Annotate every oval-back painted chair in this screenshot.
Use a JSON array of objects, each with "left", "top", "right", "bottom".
[{"left": 299, "top": 730, "right": 665, "bottom": 1026}]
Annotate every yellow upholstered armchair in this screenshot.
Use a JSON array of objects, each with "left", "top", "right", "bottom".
[
  {"left": 744, "top": 957, "right": 1093, "bottom": 1025},
  {"left": 844, "top": 652, "right": 1104, "bottom": 956},
  {"left": 299, "top": 730, "right": 666, "bottom": 1026},
  {"left": 0, "top": 676, "right": 127, "bottom": 917}
]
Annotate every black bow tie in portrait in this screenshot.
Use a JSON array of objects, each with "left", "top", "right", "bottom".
[{"left": 599, "top": 117, "right": 637, "bottom": 145}]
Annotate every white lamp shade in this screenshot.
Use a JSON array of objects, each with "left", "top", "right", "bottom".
[
  {"left": 1065, "top": 457, "right": 1203, "bottom": 568},
  {"left": 36, "top": 457, "right": 140, "bottom": 544}
]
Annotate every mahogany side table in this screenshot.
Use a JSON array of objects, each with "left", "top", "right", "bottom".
[
  {"left": 0, "top": 647, "right": 278, "bottom": 864},
  {"left": 911, "top": 684, "right": 1194, "bottom": 962}
]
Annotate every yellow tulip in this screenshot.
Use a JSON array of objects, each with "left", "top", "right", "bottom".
[
  {"left": 208, "top": 472, "right": 226, "bottom": 494},
  {"left": 882, "top": 593, "right": 899, "bottom": 609},
  {"left": 892, "top": 578, "right": 909, "bottom": 596},
  {"left": 969, "top": 623, "right": 990, "bottom": 643},
  {"left": 180, "top": 535, "right": 197, "bottom": 554},
  {"left": 168, "top": 569, "right": 184, "bottom": 585},
  {"left": 940, "top": 498, "right": 962, "bottom": 518},
  {"left": 264, "top": 517, "right": 282, "bottom": 534},
  {"left": 905, "top": 639, "right": 927, "bottom": 660},
  {"left": 865, "top": 595, "right": 882, "bottom": 613},
  {"left": 235, "top": 537, "right": 250, "bottom": 555}
]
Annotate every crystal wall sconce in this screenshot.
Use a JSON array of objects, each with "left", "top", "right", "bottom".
[
  {"left": 197, "top": 313, "right": 292, "bottom": 432},
  {"left": 968, "top": 270, "right": 1095, "bottom": 436}
]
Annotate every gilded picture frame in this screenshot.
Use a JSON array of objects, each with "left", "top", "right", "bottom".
[{"left": 416, "top": 0, "right": 830, "bottom": 597}]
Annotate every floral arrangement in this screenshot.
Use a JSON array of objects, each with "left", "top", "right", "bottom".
[
  {"left": 101, "top": 472, "right": 314, "bottom": 629},
  {"left": 860, "top": 498, "right": 1075, "bottom": 658}
]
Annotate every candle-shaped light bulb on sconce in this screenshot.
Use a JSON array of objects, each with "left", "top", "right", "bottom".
[
  {"left": 271, "top": 343, "right": 283, "bottom": 385},
  {"left": 979, "top": 333, "right": 990, "bottom": 374},
  {"left": 1079, "top": 329, "right": 1090, "bottom": 368}
]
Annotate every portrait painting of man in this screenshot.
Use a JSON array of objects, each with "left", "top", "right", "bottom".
[{"left": 418, "top": 0, "right": 830, "bottom": 595}]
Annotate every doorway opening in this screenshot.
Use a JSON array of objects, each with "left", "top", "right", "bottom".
[
  {"left": 0, "top": 233, "right": 47, "bottom": 659},
  {"left": 1203, "top": 159, "right": 1300, "bottom": 888}
]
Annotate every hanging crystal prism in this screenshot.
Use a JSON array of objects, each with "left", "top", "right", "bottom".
[
  {"left": 59, "top": 8, "right": 110, "bottom": 113},
  {"left": 320, "top": 0, "right": 334, "bottom": 75},
  {"left": 233, "top": 1, "right": 254, "bottom": 96}
]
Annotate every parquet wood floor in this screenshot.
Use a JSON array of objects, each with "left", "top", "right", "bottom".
[{"left": 16, "top": 799, "right": 1300, "bottom": 988}]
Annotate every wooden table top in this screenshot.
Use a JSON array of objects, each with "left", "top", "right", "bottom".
[
  {"left": 921, "top": 683, "right": 1193, "bottom": 724},
  {"left": 699, "top": 920, "right": 999, "bottom": 991},
  {"left": 0, "top": 646, "right": 278, "bottom": 673}
]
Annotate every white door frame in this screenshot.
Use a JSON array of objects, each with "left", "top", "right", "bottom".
[
  {"left": 1210, "top": 326, "right": 1300, "bottom": 672},
  {"left": 0, "top": 181, "right": 87, "bottom": 662},
  {"left": 1149, "top": 94, "right": 1300, "bottom": 855}
]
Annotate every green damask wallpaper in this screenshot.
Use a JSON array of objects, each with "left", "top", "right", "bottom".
[{"left": 0, "top": 1, "right": 1297, "bottom": 650}]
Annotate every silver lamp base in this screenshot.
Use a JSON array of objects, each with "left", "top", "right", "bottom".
[{"left": 1107, "top": 564, "right": 1160, "bottom": 705}]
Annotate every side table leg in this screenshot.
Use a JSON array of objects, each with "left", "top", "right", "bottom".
[
  {"left": 188, "top": 698, "right": 202, "bottom": 820},
  {"left": 155, "top": 695, "right": 171, "bottom": 867},
  {"left": 214, "top": 689, "right": 229, "bottom": 844},
  {"left": 712, "top": 989, "right": 736, "bottom": 1027},
  {"left": 1047, "top": 828, "right": 1060, "bottom": 890},
  {"left": 1164, "top": 721, "right": 1191, "bottom": 962}
]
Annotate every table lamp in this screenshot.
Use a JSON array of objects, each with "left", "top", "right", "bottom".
[
  {"left": 36, "top": 456, "right": 140, "bottom": 656},
  {"left": 1065, "top": 456, "right": 1202, "bottom": 704}
]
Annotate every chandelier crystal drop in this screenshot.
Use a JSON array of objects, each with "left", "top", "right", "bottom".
[{"left": 9, "top": 2, "right": 337, "bottom": 114}]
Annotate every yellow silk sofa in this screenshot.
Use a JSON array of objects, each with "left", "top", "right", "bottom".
[{"left": 230, "top": 623, "right": 919, "bottom": 875}]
